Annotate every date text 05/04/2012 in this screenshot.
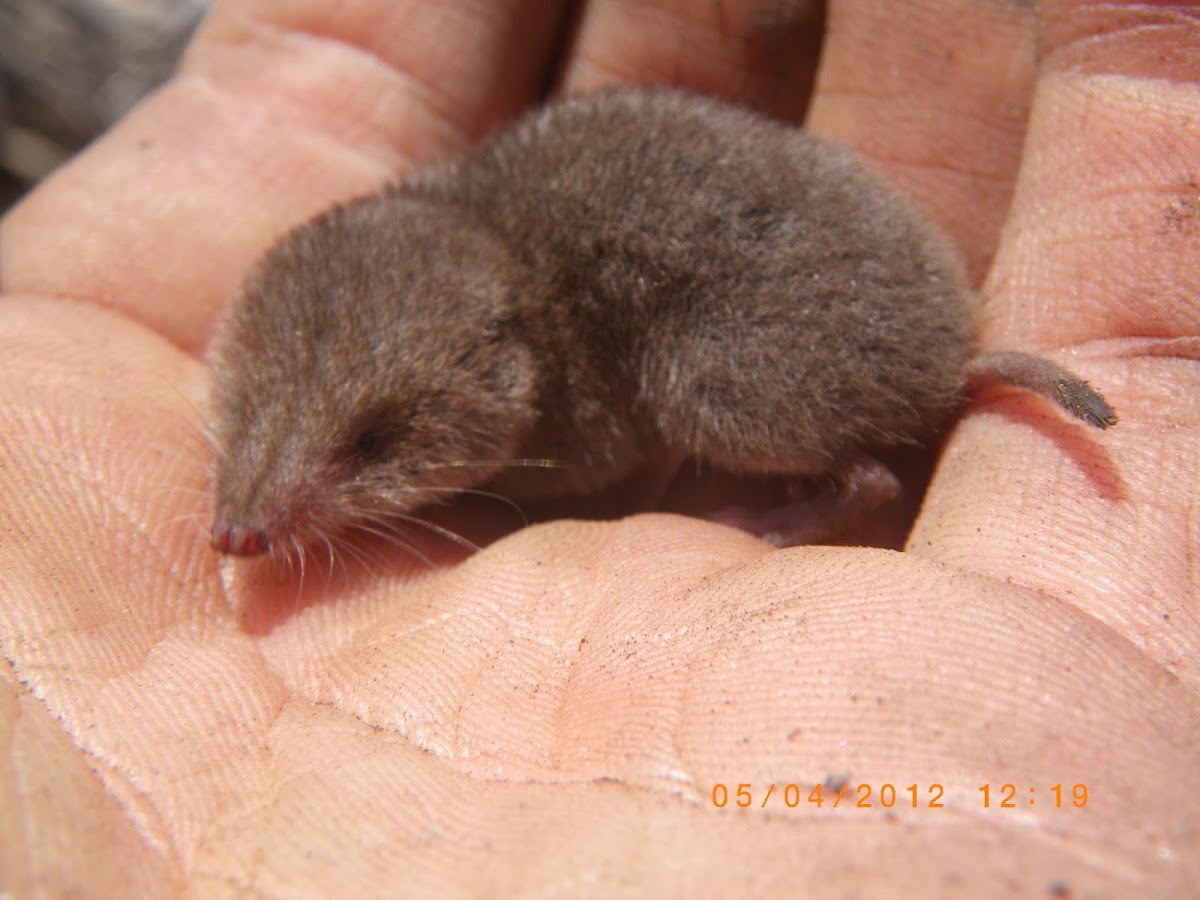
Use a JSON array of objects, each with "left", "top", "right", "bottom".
[{"left": 710, "top": 783, "right": 1089, "bottom": 810}]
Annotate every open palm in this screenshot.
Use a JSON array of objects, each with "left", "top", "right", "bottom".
[{"left": 2, "top": 1, "right": 1196, "bottom": 894}]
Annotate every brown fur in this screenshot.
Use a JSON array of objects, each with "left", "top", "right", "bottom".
[{"left": 209, "top": 86, "right": 1113, "bottom": 556}]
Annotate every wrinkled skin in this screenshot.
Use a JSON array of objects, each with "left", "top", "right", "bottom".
[{"left": 1, "top": 1, "right": 1198, "bottom": 896}]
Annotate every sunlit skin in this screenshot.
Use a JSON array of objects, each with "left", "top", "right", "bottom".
[{"left": 1, "top": 0, "right": 1197, "bottom": 895}]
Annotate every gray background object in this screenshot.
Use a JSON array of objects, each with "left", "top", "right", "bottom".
[{"left": 0, "top": 0, "right": 210, "bottom": 210}]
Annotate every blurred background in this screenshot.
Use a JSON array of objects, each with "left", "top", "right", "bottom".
[
  {"left": 0, "top": 0, "right": 210, "bottom": 212},
  {"left": 0, "top": 0, "right": 822, "bottom": 215}
]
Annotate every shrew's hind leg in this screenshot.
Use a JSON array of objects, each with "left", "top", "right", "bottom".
[
  {"left": 639, "top": 308, "right": 935, "bottom": 546},
  {"left": 708, "top": 455, "right": 902, "bottom": 547}
]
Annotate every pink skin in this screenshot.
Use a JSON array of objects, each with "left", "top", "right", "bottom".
[
  {"left": 210, "top": 520, "right": 270, "bottom": 556},
  {"left": 1, "top": 0, "right": 1194, "bottom": 895}
]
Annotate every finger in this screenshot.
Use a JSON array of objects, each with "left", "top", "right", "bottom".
[
  {"left": 190, "top": 0, "right": 571, "bottom": 160},
  {"left": 0, "top": 0, "right": 570, "bottom": 354},
  {"left": 559, "top": 0, "right": 825, "bottom": 122},
  {"left": 806, "top": 0, "right": 1037, "bottom": 283},
  {"left": 979, "top": 3, "right": 1200, "bottom": 349},
  {"left": 911, "top": 2, "right": 1200, "bottom": 685}
]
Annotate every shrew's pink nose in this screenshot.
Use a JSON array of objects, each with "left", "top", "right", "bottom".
[{"left": 211, "top": 519, "right": 271, "bottom": 556}]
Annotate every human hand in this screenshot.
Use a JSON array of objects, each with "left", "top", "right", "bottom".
[{"left": 2, "top": 0, "right": 1196, "bottom": 894}]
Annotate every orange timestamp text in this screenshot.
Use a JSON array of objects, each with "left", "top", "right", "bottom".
[{"left": 711, "top": 782, "right": 1089, "bottom": 810}]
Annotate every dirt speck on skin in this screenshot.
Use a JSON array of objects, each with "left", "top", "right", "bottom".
[
  {"left": 1162, "top": 179, "right": 1200, "bottom": 233},
  {"left": 822, "top": 772, "right": 849, "bottom": 793}
]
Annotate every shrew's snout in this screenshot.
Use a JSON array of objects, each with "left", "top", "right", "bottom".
[{"left": 211, "top": 517, "right": 271, "bottom": 556}]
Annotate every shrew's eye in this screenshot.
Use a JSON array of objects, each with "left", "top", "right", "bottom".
[
  {"left": 340, "top": 426, "right": 389, "bottom": 465},
  {"left": 342, "top": 404, "right": 406, "bottom": 465},
  {"left": 355, "top": 431, "right": 379, "bottom": 456}
]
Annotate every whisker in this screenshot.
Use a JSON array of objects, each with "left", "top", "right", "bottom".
[
  {"left": 154, "top": 374, "right": 222, "bottom": 455},
  {"left": 325, "top": 532, "right": 350, "bottom": 572},
  {"left": 194, "top": 422, "right": 221, "bottom": 456},
  {"left": 152, "top": 511, "right": 208, "bottom": 532},
  {"left": 332, "top": 533, "right": 380, "bottom": 581},
  {"left": 330, "top": 496, "right": 484, "bottom": 558},
  {"left": 412, "top": 485, "right": 528, "bottom": 524},
  {"left": 384, "top": 512, "right": 480, "bottom": 554},
  {"left": 419, "top": 458, "right": 567, "bottom": 471},
  {"left": 358, "top": 516, "right": 443, "bottom": 565},
  {"left": 349, "top": 520, "right": 434, "bottom": 568},
  {"left": 318, "top": 535, "right": 335, "bottom": 590},
  {"left": 292, "top": 534, "right": 307, "bottom": 598}
]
